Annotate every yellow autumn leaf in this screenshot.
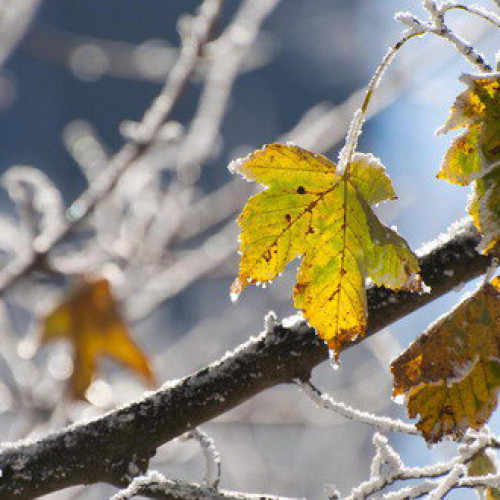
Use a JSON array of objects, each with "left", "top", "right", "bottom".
[
  {"left": 230, "top": 143, "right": 421, "bottom": 355},
  {"left": 438, "top": 74, "right": 500, "bottom": 254},
  {"left": 391, "top": 277, "right": 500, "bottom": 443},
  {"left": 438, "top": 126, "right": 482, "bottom": 186},
  {"left": 41, "top": 278, "right": 155, "bottom": 399},
  {"left": 438, "top": 75, "right": 500, "bottom": 185},
  {"left": 469, "top": 168, "right": 500, "bottom": 254}
]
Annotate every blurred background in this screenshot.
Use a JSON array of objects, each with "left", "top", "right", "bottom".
[{"left": 0, "top": 0, "right": 499, "bottom": 498}]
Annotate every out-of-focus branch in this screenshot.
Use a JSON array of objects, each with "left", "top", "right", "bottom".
[
  {"left": 125, "top": 220, "right": 236, "bottom": 320},
  {"left": 0, "top": 219, "right": 492, "bottom": 499},
  {"left": 0, "top": 0, "right": 43, "bottom": 68},
  {"left": 177, "top": 0, "right": 281, "bottom": 178},
  {"left": 0, "top": 0, "right": 225, "bottom": 293}
]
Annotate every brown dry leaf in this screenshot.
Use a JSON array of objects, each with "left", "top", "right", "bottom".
[
  {"left": 41, "top": 278, "right": 155, "bottom": 399},
  {"left": 391, "top": 277, "right": 500, "bottom": 443}
]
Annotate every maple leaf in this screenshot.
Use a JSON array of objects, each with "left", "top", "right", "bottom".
[
  {"left": 41, "top": 278, "right": 155, "bottom": 400},
  {"left": 230, "top": 143, "right": 420, "bottom": 355},
  {"left": 391, "top": 277, "right": 500, "bottom": 443},
  {"left": 438, "top": 74, "right": 500, "bottom": 253}
]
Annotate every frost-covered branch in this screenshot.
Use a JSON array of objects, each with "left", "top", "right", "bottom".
[
  {"left": 397, "top": 1, "right": 493, "bottom": 72},
  {"left": 297, "top": 380, "right": 417, "bottom": 435},
  {"left": 183, "top": 429, "right": 221, "bottom": 489},
  {"left": 442, "top": 3, "right": 500, "bottom": 29},
  {"left": 0, "top": 218, "right": 493, "bottom": 499},
  {"left": 344, "top": 429, "right": 496, "bottom": 499},
  {"left": 110, "top": 471, "right": 296, "bottom": 500}
]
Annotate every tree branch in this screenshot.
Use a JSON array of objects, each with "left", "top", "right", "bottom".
[
  {"left": 111, "top": 472, "right": 301, "bottom": 500},
  {"left": 0, "top": 219, "right": 493, "bottom": 499}
]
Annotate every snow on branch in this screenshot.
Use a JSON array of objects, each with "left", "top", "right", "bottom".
[{"left": 110, "top": 472, "right": 298, "bottom": 500}]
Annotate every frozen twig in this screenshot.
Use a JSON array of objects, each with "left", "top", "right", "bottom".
[
  {"left": 110, "top": 471, "right": 169, "bottom": 500},
  {"left": 125, "top": 0, "right": 224, "bottom": 144},
  {"left": 442, "top": 3, "right": 500, "bottom": 29},
  {"left": 345, "top": 428, "right": 495, "bottom": 499},
  {"left": 184, "top": 429, "right": 221, "bottom": 489},
  {"left": 397, "top": 1, "right": 492, "bottom": 72},
  {"left": 297, "top": 380, "right": 418, "bottom": 435},
  {"left": 427, "top": 464, "right": 465, "bottom": 500}
]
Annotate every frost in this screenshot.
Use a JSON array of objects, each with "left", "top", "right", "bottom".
[
  {"left": 227, "top": 152, "right": 252, "bottom": 175},
  {"left": 281, "top": 313, "right": 306, "bottom": 330},
  {"left": 110, "top": 470, "right": 168, "bottom": 500},
  {"left": 394, "top": 11, "right": 424, "bottom": 29},
  {"left": 337, "top": 109, "right": 364, "bottom": 176},
  {"left": 416, "top": 217, "right": 475, "bottom": 257},
  {"left": 264, "top": 310, "right": 278, "bottom": 333}
]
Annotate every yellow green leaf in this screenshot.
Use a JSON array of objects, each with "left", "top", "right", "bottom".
[
  {"left": 438, "top": 126, "right": 482, "bottom": 186},
  {"left": 41, "top": 278, "right": 155, "bottom": 399},
  {"left": 391, "top": 277, "right": 500, "bottom": 443},
  {"left": 231, "top": 143, "right": 420, "bottom": 355},
  {"left": 469, "top": 168, "right": 500, "bottom": 254},
  {"left": 468, "top": 450, "right": 500, "bottom": 500},
  {"left": 439, "top": 75, "right": 500, "bottom": 135}
]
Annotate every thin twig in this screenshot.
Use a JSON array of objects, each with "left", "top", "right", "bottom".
[{"left": 297, "top": 380, "right": 418, "bottom": 435}]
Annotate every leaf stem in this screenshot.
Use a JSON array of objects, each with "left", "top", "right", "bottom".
[{"left": 336, "top": 30, "right": 422, "bottom": 176}]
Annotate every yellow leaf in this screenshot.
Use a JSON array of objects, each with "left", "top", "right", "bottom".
[
  {"left": 439, "top": 75, "right": 500, "bottom": 182},
  {"left": 41, "top": 278, "right": 155, "bottom": 399},
  {"left": 231, "top": 144, "right": 420, "bottom": 355},
  {"left": 469, "top": 168, "right": 500, "bottom": 254},
  {"left": 438, "top": 126, "right": 482, "bottom": 186},
  {"left": 391, "top": 277, "right": 500, "bottom": 442},
  {"left": 438, "top": 74, "right": 500, "bottom": 254}
]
